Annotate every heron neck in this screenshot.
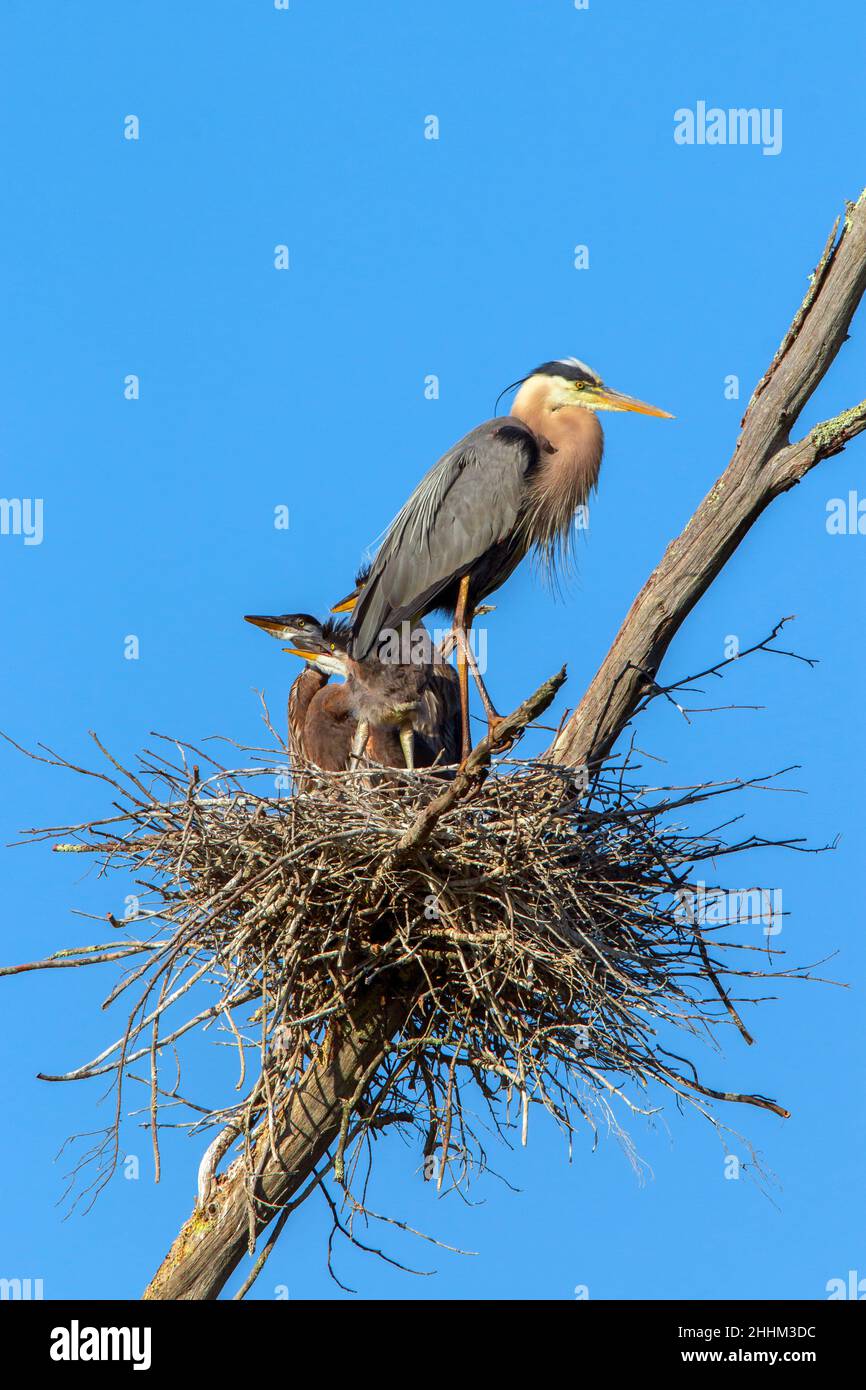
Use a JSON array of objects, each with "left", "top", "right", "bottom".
[
  {"left": 511, "top": 389, "right": 603, "bottom": 559},
  {"left": 289, "top": 667, "right": 328, "bottom": 737}
]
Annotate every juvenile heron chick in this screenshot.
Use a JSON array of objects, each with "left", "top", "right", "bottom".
[
  {"left": 245, "top": 612, "right": 459, "bottom": 771},
  {"left": 278, "top": 625, "right": 428, "bottom": 772},
  {"left": 245, "top": 613, "right": 356, "bottom": 771}
]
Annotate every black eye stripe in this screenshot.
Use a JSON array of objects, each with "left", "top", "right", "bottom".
[{"left": 532, "top": 359, "right": 600, "bottom": 386}]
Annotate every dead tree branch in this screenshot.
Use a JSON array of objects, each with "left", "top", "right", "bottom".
[
  {"left": 143, "top": 984, "right": 417, "bottom": 1300},
  {"left": 550, "top": 191, "right": 866, "bottom": 771}
]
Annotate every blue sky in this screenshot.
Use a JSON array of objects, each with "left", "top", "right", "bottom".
[{"left": 1, "top": 1, "right": 864, "bottom": 1300}]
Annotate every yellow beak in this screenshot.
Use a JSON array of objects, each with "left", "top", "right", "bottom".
[
  {"left": 330, "top": 593, "right": 358, "bottom": 614},
  {"left": 591, "top": 386, "right": 675, "bottom": 419},
  {"left": 244, "top": 614, "right": 287, "bottom": 635}
]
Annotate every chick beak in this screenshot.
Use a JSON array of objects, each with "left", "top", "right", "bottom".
[{"left": 244, "top": 614, "right": 289, "bottom": 636}]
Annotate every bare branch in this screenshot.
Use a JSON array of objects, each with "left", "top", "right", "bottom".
[{"left": 549, "top": 191, "right": 866, "bottom": 770}]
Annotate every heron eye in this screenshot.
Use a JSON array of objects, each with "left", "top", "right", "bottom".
[{"left": 298, "top": 619, "right": 305, "bottom": 628}]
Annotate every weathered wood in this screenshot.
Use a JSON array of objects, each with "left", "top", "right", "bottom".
[
  {"left": 143, "top": 984, "right": 416, "bottom": 1300},
  {"left": 549, "top": 192, "right": 866, "bottom": 771}
]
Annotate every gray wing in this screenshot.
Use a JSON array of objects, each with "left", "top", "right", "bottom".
[{"left": 351, "top": 417, "right": 538, "bottom": 659}]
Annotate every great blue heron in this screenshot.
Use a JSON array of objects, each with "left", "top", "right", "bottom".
[
  {"left": 282, "top": 618, "right": 460, "bottom": 771},
  {"left": 342, "top": 358, "right": 673, "bottom": 759},
  {"left": 244, "top": 612, "right": 460, "bottom": 771},
  {"left": 245, "top": 613, "right": 362, "bottom": 770},
  {"left": 332, "top": 561, "right": 495, "bottom": 642}
]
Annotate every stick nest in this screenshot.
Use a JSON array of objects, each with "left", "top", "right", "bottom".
[{"left": 9, "top": 725, "right": 814, "bottom": 1234}]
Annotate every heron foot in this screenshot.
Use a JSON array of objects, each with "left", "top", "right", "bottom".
[{"left": 487, "top": 715, "right": 515, "bottom": 751}]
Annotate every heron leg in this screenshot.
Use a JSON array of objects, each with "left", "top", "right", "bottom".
[
  {"left": 348, "top": 719, "right": 370, "bottom": 771},
  {"left": 437, "top": 605, "right": 495, "bottom": 662},
  {"left": 453, "top": 603, "right": 508, "bottom": 749},
  {"left": 454, "top": 575, "right": 472, "bottom": 762},
  {"left": 398, "top": 722, "right": 415, "bottom": 772},
  {"left": 459, "top": 631, "right": 500, "bottom": 727}
]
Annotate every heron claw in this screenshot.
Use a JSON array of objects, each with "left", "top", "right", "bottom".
[{"left": 487, "top": 716, "right": 515, "bottom": 752}]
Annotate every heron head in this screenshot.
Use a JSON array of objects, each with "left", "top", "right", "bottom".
[
  {"left": 245, "top": 612, "right": 325, "bottom": 644},
  {"left": 244, "top": 613, "right": 350, "bottom": 676},
  {"left": 514, "top": 358, "right": 674, "bottom": 419},
  {"left": 283, "top": 638, "right": 348, "bottom": 678},
  {"left": 330, "top": 560, "right": 372, "bottom": 615}
]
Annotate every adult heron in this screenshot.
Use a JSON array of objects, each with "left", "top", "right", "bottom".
[{"left": 343, "top": 358, "right": 673, "bottom": 759}]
